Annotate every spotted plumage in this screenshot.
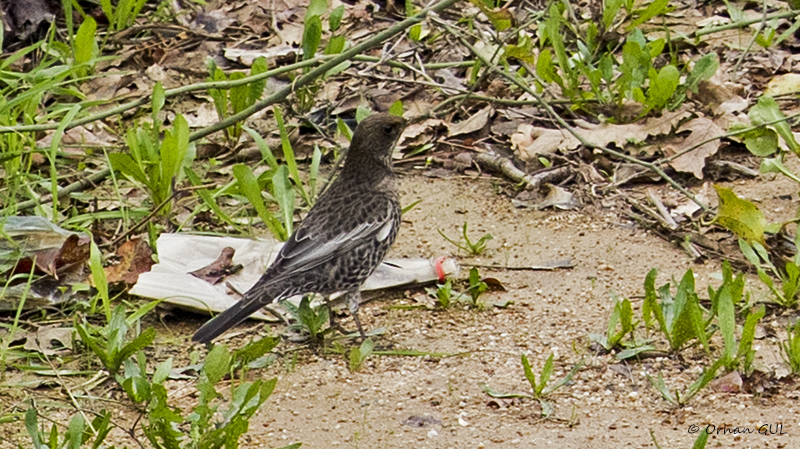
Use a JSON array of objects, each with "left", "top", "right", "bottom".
[{"left": 193, "top": 113, "right": 406, "bottom": 343}]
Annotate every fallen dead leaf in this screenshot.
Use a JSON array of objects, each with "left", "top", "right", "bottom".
[
  {"left": 447, "top": 106, "right": 493, "bottom": 137},
  {"left": 105, "top": 237, "right": 154, "bottom": 284},
  {"left": 512, "top": 107, "right": 692, "bottom": 162},
  {"left": 665, "top": 117, "right": 724, "bottom": 179},
  {"left": 22, "top": 325, "right": 73, "bottom": 356},
  {"left": 189, "top": 247, "right": 242, "bottom": 285}
]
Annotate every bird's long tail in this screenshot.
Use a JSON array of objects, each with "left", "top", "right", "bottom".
[{"left": 192, "top": 291, "right": 273, "bottom": 343}]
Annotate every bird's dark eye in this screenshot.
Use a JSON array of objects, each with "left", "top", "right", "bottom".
[{"left": 383, "top": 124, "right": 394, "bottom": 134}]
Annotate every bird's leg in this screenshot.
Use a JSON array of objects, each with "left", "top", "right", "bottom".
[
  {"left": 324, "top": 295, "right": 337, "bottom": 330},
  {"left": 324, "top": 295, "right": 356, "bottom": 337},
  {"left": 346, "top": 290, "right": 367, "bottom": 340}
]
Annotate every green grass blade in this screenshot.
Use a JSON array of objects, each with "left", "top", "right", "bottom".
[
  {"left": 273, "top": 107, "right": 311, "bottom": 205},
  {"left": 232, "top": 164, "right": 287, "bottom": 241}
]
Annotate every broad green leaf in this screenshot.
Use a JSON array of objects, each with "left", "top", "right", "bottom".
[
  {"left": 743, "top": 128, "right": 779, "bottom": 157},
  {"left": 249, "top": 57, "right": 268, "bottom": 105},
  {"left": 749, "top": 96, "right": 800, "bottom": 154},
  {"left": 152, "top": 82, "right": 165, "bottom": 123},
  {"left": 324, "top": 35, "right": 346, "bottom": 55},
  {"left": 713, "top": 185, "right": 766, "bottom": 244},
  {"left": 25, "top": 406, "right": 43, "bottom": 449},
  {"left": 229, "top": 72, "right": 249, "bottom": 114},
  {"left": 685, "top": 53, "right": 719, "bottom": 93},
  {"left": 521, "top": 353, "right": 537, "bottom": 392},
  {"left": 738, "top": 238, "right": 761, "bottom": 266},
  {"left": 109, "top": 152, "right": 149, "bottom": 186},
  {"left": 616, "top": 344, "right": 656, "bottom": 360},
  {"left": 329, "top": 5, "right": 345, "bottom": 31},
  {"left": 760, "top": 157, "right": 800, "bottom": 184},
  {"left": 504, "top": 34, "right": 535, "bottom": 65},
  {"left": 74, "top": 17, "right": 97, "bottom": 78},
  {"left": 717, "top": 285, "right": 736, "bottom": 363},
  {"left": 737, "top": 305, "right": 765, "bottom": 360},
  {"left": 302, "top": 15, "right": 322, "bottom": 60},
  {"left": 274, "top": 107, "right": 310, "bottom": 205},
  {"left": 646, "top": 65, "right": 679, "bottom": 110},
  {"left": 627, "top": 0, "right": 670, "bottom": 30},
  {"left": 356, "top": 105, "right": 371, "bottom": 123},
  {"left": 153, "top": 358, "right": 173, "bottom": 384},
  {"left": 203, "top": 344, "right": 232, "bottom": 384},
  {"left": 603, "top": 0, "right": 624, "bottom": 29},
  {"left": 65, "top": 414, "right": 85, "bottom": 449},
  {"left": 162, "top": 114, "right": 189, "bottom": 181},
  {"left": 389, "top": 100, "right": 404, "bottom": 117},
  {"left": 536, "top": 353, "right": 554, "bottom": 396},
  {"left": 642, "top": 268, "right": 664, "bottom": 331},
  {"left": 467, "top": 0, "right": 512, "bottom": 31},
  {"left": 89, "top": 240, "right": 110, "bottom": 320},
  {"left": 115, "top": 327, "right": 156, "bottom": 372},
  {"left": 307, "top": 0, "right": 328, "bottom": 18},
  {"left": 536, "top": 49, "right": 556, "bottom": 83},
  {"left": 233, "top": 164, "right": 287, "bottom": 240}
]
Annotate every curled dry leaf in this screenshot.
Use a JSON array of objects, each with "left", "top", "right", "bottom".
[
  {"left": 189, "top": 247, "right": 242, "bottom": 285},
  {"left": 535, "top": 184, "right": 580, "bottom": 210}
]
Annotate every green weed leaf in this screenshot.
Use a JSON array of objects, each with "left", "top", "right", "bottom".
[
  {"left": 749, "top": 96, "right": 800, "bottom": 155},
  {"left": 204, "top": 344, "right": 232, "bottom": 384},
  {"left": 329, "top": 5, "right": 345, "bottom": 31},
  {"left": 302, "top": 15, "right": 322, "bottom": 60},
  {"left": 713, "top": 185, "right": 766, "bottom": 244}
]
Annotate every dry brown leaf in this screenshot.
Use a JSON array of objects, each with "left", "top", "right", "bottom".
[
  {"left": 191, "top": 9, "right": 235, "bottom": 34},
  {"left": 223, "top": 45, "right": 298, "bottom": 65},
  {"left": 665, "top": 117, "right": 723, "bottom": 179},
  {"left": 535, "top": 184, "right": 580, "bottom": 210},
  {"left": 511, "top": 124, "right": 579, "bottom": 161},
  {"left": 22, "top": 325, "right": 73, "bottom": 356},
  {"left": 105, "top": 237, "right": 154, "bottom": 284},
  {"left": 447, "top": 106, "right": 493, "bottom": 137},
  {"left": 512, "top": 107, "right": 691, "bottom": 162},
  {"left": 184, "top": 103, "right": 220, "bottom": 128},
  {"left": 398, "top": 118, "right": 443, "bottom": 148},
  {"left": 765, "top": 73, "right": 800, "bottom": 97},
  {"left": 189, "top": 247, "right": 242, "bottom": 285}
]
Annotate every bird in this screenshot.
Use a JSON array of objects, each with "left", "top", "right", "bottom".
[{"left": 193, "top": 113, "right": 407, "bottom": 343}]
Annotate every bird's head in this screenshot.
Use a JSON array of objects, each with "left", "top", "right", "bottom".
[{"left": 345, "top": 113, "right": 407, "bottom": 171}]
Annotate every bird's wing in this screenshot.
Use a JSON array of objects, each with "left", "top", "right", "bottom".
[{"left": 273, "top": 199, "right": 396, "bottom": 276}]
